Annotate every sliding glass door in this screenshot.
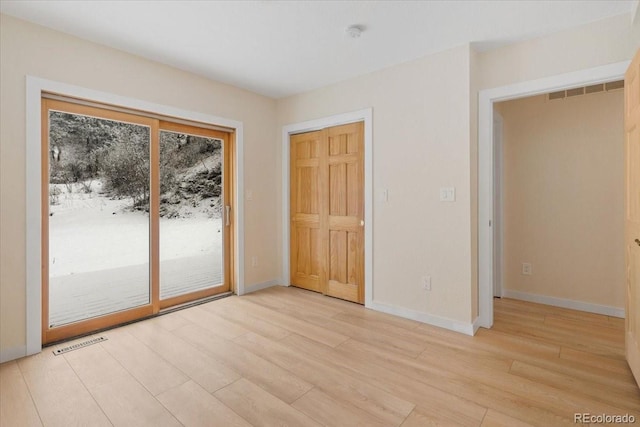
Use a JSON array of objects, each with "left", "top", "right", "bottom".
[
  {"left": 42, "top": 99, "right": 232, "bottom": 344},
  {"left": 158, "top": 122, "right": 231, "bottom": 307}
]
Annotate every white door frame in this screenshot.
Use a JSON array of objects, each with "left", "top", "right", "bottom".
[
  {"left": 24, "top": 76, "right": 245, "bottom": 358},
  {"left": 281, "top": 108, "right": 373, "bottom": 307},
  {"left": 477, "top": 61, "right": 630, "bottom": 328},
  {"left": 493, "top": 112, "right": 504, "bottom": 298}
]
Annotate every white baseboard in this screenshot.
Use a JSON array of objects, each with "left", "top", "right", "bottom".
[
  {"left": 472, "top": 316, "right": 482, "bottom": 334},
  {"left": 0, "top": 345, "right": 26, "bottom": 364},
  {"left": 243, "top": 279, "right": 281, "bottom": 294},
  {"left": 367, "top": 300, "right": 476, "bottom": 336},
  {"left": 502, "top": 290, "right": 625, "bottom": 318}
]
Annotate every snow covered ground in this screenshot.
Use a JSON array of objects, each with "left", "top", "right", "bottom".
[{"left": 48, "top": 181, "right": 223, "bottom": 326}]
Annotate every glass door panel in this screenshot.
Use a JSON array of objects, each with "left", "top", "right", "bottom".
[
  {"left": 47, "top": 107, "right": 151, "bottom": 328},
  {"left": 159, "top": 129, "right": 225, "bottom": 300}
]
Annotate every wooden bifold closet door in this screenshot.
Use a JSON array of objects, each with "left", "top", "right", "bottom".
[{"left": 290, "top": 122, "right": 364, "bottom": 304}]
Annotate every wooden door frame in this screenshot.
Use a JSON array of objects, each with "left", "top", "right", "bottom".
[
  {"left": 477, "top": 61, "right": 630, "bottom": 330},
  {"left": 24, "top": 76, "right": 245, "bottom": 357},
  {"left": 282, "top": 109, "right": 373, "bottom": 307}
]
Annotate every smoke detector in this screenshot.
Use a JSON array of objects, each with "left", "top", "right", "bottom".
[{"left": 346, "top": 25, "right": 364, "bottom": 38}]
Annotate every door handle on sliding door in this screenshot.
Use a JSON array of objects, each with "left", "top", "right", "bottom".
[{"left": 225, "top": 205, "right": 231, "bottom": 226}]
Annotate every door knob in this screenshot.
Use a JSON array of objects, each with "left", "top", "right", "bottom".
[
  {"left": 360, "top": 220, "right": 364, "bottom": 226},
  {"left": 636, "top": 238, "right": 640, "bottom": 246}
]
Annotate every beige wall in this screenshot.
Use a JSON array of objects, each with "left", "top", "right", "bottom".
[
  {"left": 278, "top": 45, "right": 475, "bottom": 324},
  {"left": 496, "top": 90, "right": 625, "bottom": 308},
  {"left": 0, "top": 15, "right": 279, "bottom": 355},
  {"left": 478, "top": 14, "right": 639, "bottom": 91}
]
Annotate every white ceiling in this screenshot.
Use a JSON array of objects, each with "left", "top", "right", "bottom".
[{"left": 1, "top": 1, "right": 635, "bottom": 99}]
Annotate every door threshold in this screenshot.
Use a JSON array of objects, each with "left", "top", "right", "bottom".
[{"left": 159, "top": 291, "right": 233, "bottom": 315}]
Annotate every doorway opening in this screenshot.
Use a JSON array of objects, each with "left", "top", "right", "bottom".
[
  {"left": 478, "top": 61, "right": 630, "bottom": 329},
  {"left": 491, "top": 85, "right": 625, "bottom": 313}
]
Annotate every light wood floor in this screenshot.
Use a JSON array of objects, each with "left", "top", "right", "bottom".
[{"left": 1, "top": 286, "right": 639, "bottom": 426}]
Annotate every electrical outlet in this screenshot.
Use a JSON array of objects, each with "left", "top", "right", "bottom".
[
  {"left": 440, "top": 187, "right": 455, "bottom": 202},
  {"left": 422, "top": 276, "right": 432, "bottom": 291},
  {"left": 522, "top": 263, "right": 532, "bottom": 275},
  {"left": 251, "top": 256, "right": 258, "bottom": 268}
]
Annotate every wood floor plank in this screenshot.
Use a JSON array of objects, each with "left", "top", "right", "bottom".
[
  {"left": 0, "top": 361, "right": 42, "bottom": 427},
  {"left": 126, "top": 320, "right": 241, "bottom": 393},
  {"left": 17, "top": 342, "right": 70, "bottom": 375},
  {"left": 508, "top": 348, "right": 638, "bottom": 393},
  {"left": 177, "top": 304, "right": 250, "bottom": 340},
  {"left": 492, "top": 314, "right": 624, "bottom": 359},
  {"left": 214, "top": 378, "right": 322, "bottom": 427},
  {"left": 149, "top": 311, "right": 193, "bottom": 331},
  {"left": 496, "top": 298, "right": 611, "bottom": 325},
  {"left": 331, "top": 311, "right": 435, "bottom": 345},
  {"left": 468, "top": 328, "right": 561, "bottom": 360},
  {"left": 274, "top": 285, "right": 424, "bottom": 331},
  {"left": 64, "top": 343, "right": 181, "bottom": 427},
  {"left": 421, "top": 343, "right": 639, "bottom": 420},
  {"left": 244, "top": 297, "right": 427, "bottom": 358},
  {"left": 608, "top": 316, "right": 625, "bottom": 328},
  {"left": 400, "top": 405, "right": 489, "bottom": 427},
  {"left": 292, "top": 387, "right": 390, "bottom": 427},
  {"left": 418, "top": 339, "right": 514, "bottom": 374},
  {"left": 508, "top": 360, "right": 640, "bottom": 411},
  {"left": 19, "top": 349, "right": 112, "bottom": 427},
  {"left": 418, "top": 336, "right": 639, "bottom": 420},
  {"left": 227, "top": 297, "right": 349, "bottom": 347},
  {"left": 248, "top": 286, "right": 345, "bottom": 318},
  {"left": 234, "top": 331, "right": 416, "bottom": 426},
  {"left": 414, "top": 323, "right": 560, "bottom": 376},
  {"left": 100, "top": 328, "right": 189, "bottom": 396},
  {"left": 338, "top": 337, "right": 575, "bottom": 426},
  {"left": 201, "top": 297, "right": 292, "bottom": 340},
  {"left": 63, "top": 341, "right": 130, "bottom": 390},
  {"left": 480, "top": 409, "right": 536, "bottom": 427},
  {"left": 157, "top": 380, "right": 251, "bottom": 427},
  {"left": 487, "top": 304, "right": 547, "bottom": 324},
  {"left": 269, "top": 285, "right": 356, "bottom": 316},
  {"left": 173, "top": 322, "right": 313, "bottom": 403},
  {"left": 543, "top": 314, "right": 623, "bottom": 334},
  {"left": 559, "top": 347, "right": 635, "bottom": 377},
  {"left": 416, "top": 319, "right": 561, "bottom": 363},
  {"left": 282, "top": 333, "right": 487, "bottom": 427},
  {"left": 90, "top": 374, "right": 181, "bottom": 426}
]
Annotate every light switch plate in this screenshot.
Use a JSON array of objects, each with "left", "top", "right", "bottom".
[
  {"left": 440, "top": 187, "right": 455, "bottom": 202},
  {"left": 380, "top": 189, "right": 388, "bottom": 202}
]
